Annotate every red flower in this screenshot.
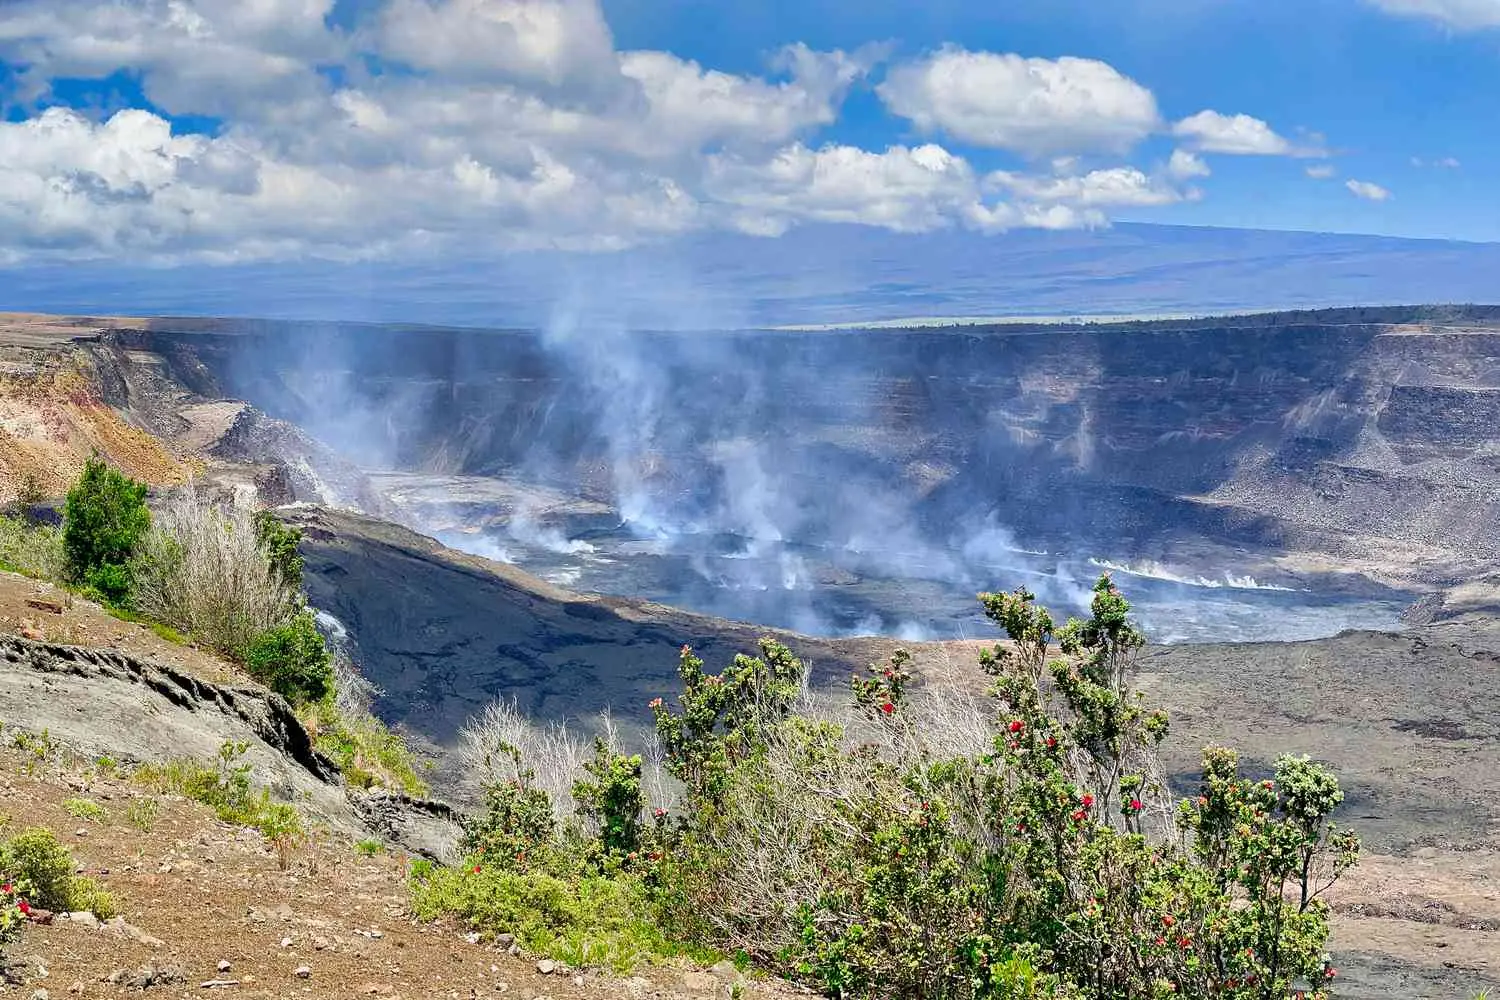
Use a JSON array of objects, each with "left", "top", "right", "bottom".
[
  {"left": 1262, "top": 780, "right": 1275, "bottom": 790},
  {"left": 1325, "top": 968, "right": 1337, "bottom": 979},
  {"left": 472, "top": 865, "right": 482, "bottom": 873},
  {"left": 653, "top": 808, "right": 667, "bottom": 818},
  {"left": 1129, "top": 798, "right": 1143, "bottom": 812},
  {"left": 17, "top": 900, "right": 30, "bottom": 916},
  {"left": 1081, "top": 795, "right": 1094, "bottom": 808},
  {"left": 1161, "top": 914, "right": 1175, "bottom": 928},
  {"left": 880, "top": 702, "right": 894, "bottom": 716},
  {"left": 0, "top": 883, "right": 11, "bottom": 895},
  {"left": 1008, "top": 720, "right": 1024, "bottom": 733},
  {"left": 1070, "top": 809, "right": 1087, "bottom": 821},
  {"left": 1177, "top": 936, "right": 1190, "bottom": 950},
  {"left": 648, "top": 697, "right": 663, "bottom": 709},
  {"left": 1045, "top": 736, "right": 1058, "bottom": 749}
]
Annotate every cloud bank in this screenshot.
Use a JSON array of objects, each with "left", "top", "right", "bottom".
[{"left": 0, "top": 0, "right": 1321, "bottom": 263}]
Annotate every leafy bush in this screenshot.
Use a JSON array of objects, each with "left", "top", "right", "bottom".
[
  {"left": 413, "top": 576, "right": 1358, "bottom": 999},
  {"left": 0, "top": 828, "right": 117, "bottom": 918},
  {"left": 572, "top": 739, "right": 645, "bottom": 859},
  {"left": 354, "top": 838, "right": 385, "bottom": 857},
  {"left": 131, "top": 487, "right": 301, "bottom": 659},
  {"left": 245, "top": 610, "right": 333, "bottom": 706},
  {"left": 0, "top": 829, "right": 74, "bottom": 911},
  {"left": 254, "top": 510, "right": 305, "bottom": 591},
  {"left": 62, "top": 456, "right": 150, "bottom": 604}
]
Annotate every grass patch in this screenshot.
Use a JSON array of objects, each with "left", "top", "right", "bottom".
[
  {"left": 354, "top": 838, "right": 385, "bottom": 857},
  {"left": 62, "top": 798, "right": 107, "bottom": 823},
  {"left": 0, "top": 516, "right": 65, "bottom": 582},
  {"left": 408, "top": 861, "right": 710, "bottom": 973},
  {"left": 303, "top": 701, "right": 428, "bottom": 797},
  {"left": 124, "top": 799, "right": 159, "bottom": 832},
  {"left": 133, "top": 741, "right": 304, "bottom": 859}
]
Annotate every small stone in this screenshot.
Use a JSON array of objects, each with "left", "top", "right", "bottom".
[
  {"left": 30, "top": 990, "right": 49, "bottom": 1000},
  {"left": 66, "top": 911, "right": 97, "bottom": 928},
  {"left": 280, "top": 936, "right": 294, "bottom": 948},
  {"left": 535, "top": 959, "right": 556, "bottom": 975},
  {"left": 464, "top": 931, "right": 482, "bottom": 945},
  {"left": 494, "top": 933, "right": 515, "bottom": 948},
  {"left": 358, "top": 985, "right": 394, "bottom": 996},
  {"left": 217, "top": 960, "right": 232, "bottom": 973},
  {"left": 293, "top": 966, "right": 312, "bottom": 980},
  {"left": 312, "top": 935, "right": 330, "bottom": 951}
]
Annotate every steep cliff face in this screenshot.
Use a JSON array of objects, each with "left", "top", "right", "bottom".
[{"left": 127, "top": 307, "right": 1500, "bottom": 591}]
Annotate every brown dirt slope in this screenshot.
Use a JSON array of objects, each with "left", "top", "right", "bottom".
[{"left": 0, "top": 744, "right": 803, "bottom": 1000}]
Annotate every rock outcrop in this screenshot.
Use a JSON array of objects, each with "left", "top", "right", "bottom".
[{"left": 0, "top": 634, "right": 459, "bottom": 859}]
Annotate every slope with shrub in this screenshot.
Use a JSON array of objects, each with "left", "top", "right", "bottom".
[{"left": 415, "top": 576, "right": 1359, "bottom": 1000}]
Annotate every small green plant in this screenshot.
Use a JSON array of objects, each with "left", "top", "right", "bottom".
[
  {"left": 134, "top": 742, "right": 304, "bottom": 848},
  {"left": 124, "top": 799, "right": 159, "bottom": 832},
  {"left": 260, "top": 803, "right": 305, "bottom": 871},
  {"left": 354, "top": 838, "right": 385, "bottom": 857},
  {"left": 63, "top": 798, "right": 107, "bottom": 823},
  {"left": 245, "top": 610, "right": 333, "bottom": 706},
  {"left": 62, "top": 456, "right": 150, "bottom": 606},
  {"left": 67, "top": 876, "right": 119, "bottom": 919}
]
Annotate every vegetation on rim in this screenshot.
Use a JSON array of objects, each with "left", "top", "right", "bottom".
[{"left": 412, "top": 576, "right": 1360, "bottom": 999}]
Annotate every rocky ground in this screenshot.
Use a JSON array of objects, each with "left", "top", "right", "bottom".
[{"left": 0, "top": 744, "right": 805, "bottom": 1000}]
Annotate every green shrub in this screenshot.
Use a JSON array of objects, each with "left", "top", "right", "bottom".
[
  {"left": 245, "top": 610, "right": 333, "bottom": 706},
  {"left": 572, "top": 739, "right": 644, "bottom": 859},
  {"left": 354, "top": 838, "right": 385, "bottom": 857},
  {"left": 0, "top": 828, "right": 117, "bottom": 920},
  {"left": 62, "top": 456, "right": 150, "bottom": 605},
  {"left": 134, "top": 741, "right": 300, "bottom": 845},
  {"left": 254, "top": 510, "right": 305, "bottom": 592},
  {"left": 413, "top": 576, "right": 1358, "bottom": 998},
  {"left": 124, "top": 799, "right": 159, "bottom": 832},
  {"left": 0, "top": 828, "right": 74, "bottom": 911}
]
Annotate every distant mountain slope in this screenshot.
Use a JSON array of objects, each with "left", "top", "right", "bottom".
[{"left": 3, "top": 223, "right": 1499, "bottom": 328}]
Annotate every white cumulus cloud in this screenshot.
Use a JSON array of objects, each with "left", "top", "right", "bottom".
[
  {"left": 1167, "top": 149, "right": 1211, "bottom": 179},
  {"left": 1346, "top": 179, "right": 1393, "bottom": 201},
  {"left": 1173, "top": 110, "right": 1315, "bottom": 157},
  {"left": 878, "top": 48, "right": 1160, "bottom": 156},
  {"left": 1306, "top": 164, "right": 1338, "bottom": 179}
]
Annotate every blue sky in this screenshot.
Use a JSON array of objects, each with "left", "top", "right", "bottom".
[{"left": 0, "top": 0, "right": 1496, "bottom": 283}]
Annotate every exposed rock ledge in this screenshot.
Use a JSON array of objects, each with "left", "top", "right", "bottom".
[{"left": 0, "top": 635, "right": 459, "bottom": 859}]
